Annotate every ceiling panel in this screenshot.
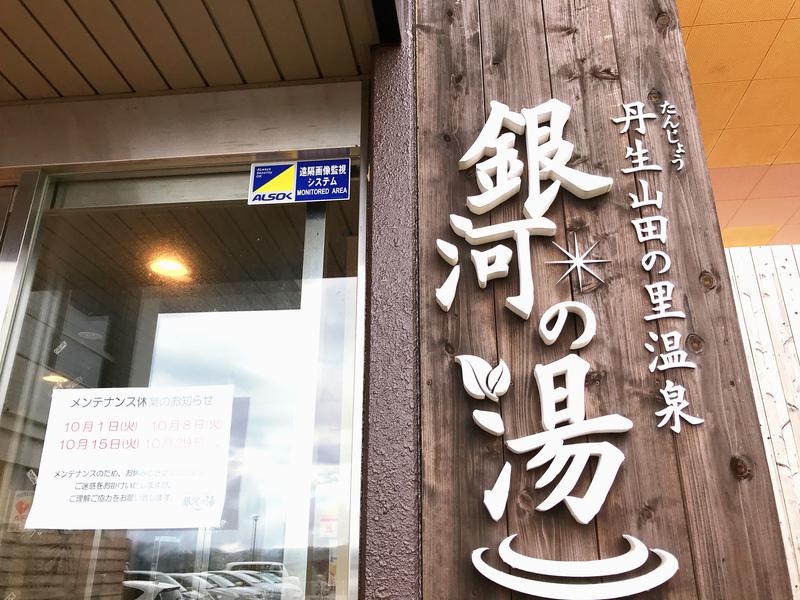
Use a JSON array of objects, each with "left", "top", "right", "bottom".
[
  {"left": 686, "top": 21, "right": 781, "bottom": 83},
  {"left": 729, "top": 77, "right": 800, "bottom": 127},
  {"left": 113, "top": 0, "right": 204, "bottom": 90},
  {"left": 69, "top": 0, "right": 167, "bottom": 93},
  {"left": 771, "top": 223, "right": 800, "bottom": 244},
  {"left": 0, "top": 0, "right": 93, "bottom": 96},
  {"left": 679, "top": 2, "right": 800, "bottom": 246},
  {"left": 0, "top": 72, "right": 22, "bottom": 100},
  {"left": 295, "top": 0, "right": 358, "bottom": 78},
  {"left": 709, "top": 165, "right": 769, "bottom": 200},
  {"left": 677, "top": 0, "right": 702, "bottom": 26},
  {"left": 694, "top": 0, "right": 794, "bottom": 24},
  {"left": 755, "top": 19, "right": 800, "bottom": 79},
  {"left": 0, "top": 0, "right": 381, "bottom": 100},
  {"left": 707, "top": 125, "right": 795, "bottom": 167},
  {"left": 341, "top": 0, "right": 379, "bottom": 73},
  {"left": 158, "top": 0, "right": 242, "bottom": 87},
  {"left": 250, "top": 0, "right": 319, "bottom": 81},
  {"left": 722, "top": 226, "right": 779, "bottom": 246},
  {"left": 701, "top": 128, "right": 721, "bottom": 157},
  {"left": 749, "top": 164, "right": 800, "bottom": 198},
  {"left": 728, "top": 196, "right": 800, "bottom": 227},
  {"left": 693, "top": 80, "right": 748, "bottom": 130},
  {"left": 0, "top": 30, "right": 57, "bottom": 98},
  {"left": 23, "top": 0, "right": 130, "bottom": 95},
  {"left": 204, "top": 0, "right": 280, "bottom": 84},
  {"left": 715, "top": 199, "right": 745, "bottom": 228},
  {"left": 776, "top": 128, "right": 800, "bottom": 163}
]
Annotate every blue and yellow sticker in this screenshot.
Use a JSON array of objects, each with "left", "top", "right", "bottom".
[{"left": 248, "top": 158, "right": 351, "bottom": 205}]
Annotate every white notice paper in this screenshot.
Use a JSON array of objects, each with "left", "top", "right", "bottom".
[{"left": 26, "top": 385, "right": 234, "bottom": 530}]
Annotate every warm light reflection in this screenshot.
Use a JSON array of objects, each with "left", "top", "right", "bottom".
[
  {"left": 149, "top": 256, "right": 189, "bottom": 279},
  {"left": 42, "top": 373, "right": 69, "bottom": 384}
]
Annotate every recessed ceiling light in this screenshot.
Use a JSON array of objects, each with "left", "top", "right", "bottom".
[
  {"left": 149, "top": 257, "right": 189, "bottom": 279},
  {"left": 42, "top": 374, "right": 69, "bottom": 384},
  {"left": 77, "top": 331, "right": 103, "bottom": 341}
]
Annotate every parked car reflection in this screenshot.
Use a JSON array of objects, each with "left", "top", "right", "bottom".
[
  {"left": 123, "top": 580, "right": 183, "bottom": 600},
  {"left": 168, "top": 573, "right": 250, "bottom": 600},
  {"left": 209, "top": 570, "right": 300, "bottom": 600},
  {"left": 193, "top": 573, "right": 266, "bottom": 599},
  {"left": 237, "top": 570, "right": 303, "bottom": 599},
  {"left": 125, "top": 571, "right": 202, "bottom": 600}
]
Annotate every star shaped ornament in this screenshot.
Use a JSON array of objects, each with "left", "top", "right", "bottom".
[{"left": 547, "top": 233, "right": 610, "bottom": 292}]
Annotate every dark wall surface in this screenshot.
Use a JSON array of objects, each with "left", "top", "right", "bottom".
[{"left": 361, "top": 0, "right": 419, "bottom": 597}]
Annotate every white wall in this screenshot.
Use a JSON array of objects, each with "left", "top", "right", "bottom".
[{"left": 727, "top": 245, "right": 800, "bottom": 597}]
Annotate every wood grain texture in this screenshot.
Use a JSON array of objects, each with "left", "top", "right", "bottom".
[
  {"left": 158, "top": 0, "right": 242, "bottom": 87},
  {"left": 68, "top": 0, "right": 167, "bottom": 92},
  {"left": 727, "top": 246, "right": 800, "bottom": 597},
  {"left": 417, "top": 0, "right": 509, "bottom": 597},
  {"left": 0, "top": 30, "right": 57, "bottom": 99},
  {"left": 0, "top": 0, "right": 93, "bottom": 96},
  {"left": 607, "top": 2, "right": 791, "bottom": 597},
  {"left": 113, "top": 0, "right": 204, "bottom": 90},
  {"left": 204, "top": 0, "right": 280, "bottom": 84},
  {"left": 295, "top": 0, "right": 358, "bottom": 77},
  {"left": 24, "top": 0, "right": 130, "bottom": 95},
  {"left": 249, "top": 0, "right": 318, "bottom": 81},
  {"left": 418, "top": 0, "right": 792, "bottom": 598}
]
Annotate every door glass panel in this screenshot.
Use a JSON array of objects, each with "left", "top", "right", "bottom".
[{"left": 0, "top": 171, "right": 361, "bottom": 600}]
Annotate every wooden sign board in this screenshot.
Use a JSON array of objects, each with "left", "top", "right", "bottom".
[{"left": 417, "top": 0, "right": 792, "bottom": 598}]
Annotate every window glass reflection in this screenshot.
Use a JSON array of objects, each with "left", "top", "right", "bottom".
[{"left": 0, "top": 177, "right": 360, "bottom": 600}]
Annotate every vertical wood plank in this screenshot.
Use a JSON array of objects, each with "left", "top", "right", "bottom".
[
  {"left": 204, "top": 0, "right": 281, "bottom": 84},
  {"left": 23, "top": 0, "right": 131, "bottom": 95},
  {"left": 0, "top": 30, "right": 56, "bottom": 98},
  {"left": 113, "top": 0, "right": 204, "bottom": 90},
  {"left": 0, "top": 0, "right": 94, "bottom": 96},
  {"left": 295, "top": 0, "right": 358, "bottom": 77},
  {"left": 753, "top": 246, "right": 800, "bottom": 457},
  {"left": 249, "top": 0, "right": 318, "bottom": 81},
  {"left": 417, "top": 0, "right": 509, "bottom": 597},
  {"left": 68, "top": 0, "right": 166, "bottom": 92},
  {"left": 773, "top": 245, "right": 800, "bottom": 408},
  {"left": 727, "top": 247, "right": 800, "bottom": 597},
  {"left": 158, "top": 0, "right": 243, "bottom": 87},
  {"left": 539, "top": 2, "right": 699, "bottom": 597},
  {"left": 606, "top": 1, "right": 791, "bottom": 597},
  {"left": 476, "top": 0, "right": 603, "bottom": 573}
]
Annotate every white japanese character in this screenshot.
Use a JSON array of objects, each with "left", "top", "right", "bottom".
[
  {"left": 631, "top": 215, "right": 668, "bottom": 243},
  {"left": 506, "top": 354, "right": 633, "bottom": 524},
  {"left": 644, "top": 331, "right": 696, "bottom": 372},
  {"left": 450, "top": 214, "right": 556, "bottom": 320},
  {"left": 622, "top": 140, "right": 662, "bottom": 174},
  {"left": 644, "top": 281, "right": 685, "bottom": 321},
  {"left": 522, "top": 99, "right": 613, "bottom": 218},
  {"left": 611, "top": 101, "right": 657, "bottom": 134},
  {"left": 467, "top": 132, "right": 524, "bottom": 214},
  {"left": 629, "top": 179, "right": 663, "bottom": 209},
  {"left": 459, "top": 101, "right": 525, "bottom": 170},
  {"left": 435, "top": 239, "right": 460, "bottom": 311},
  {"left": 641, "top": 250, "right": 672, "bottom": 274},
  {"left": 659, "top": 101, "right": 677, "bottom": 115},
  {"left": 655, "top": 380, "right": 704, "bottom": 433}
]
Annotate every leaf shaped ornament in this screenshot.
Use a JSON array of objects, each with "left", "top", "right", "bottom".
[
  {"left": 486, "top": 359, "right": 511, "bottom": 400},
  {"left": 455, "top": 355, "right": 511, "bottom": 402},
  {"left": 455, "top": 355, "right": 493, "bottom": 400}
]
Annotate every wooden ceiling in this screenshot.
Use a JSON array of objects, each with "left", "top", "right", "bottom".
[
  {"left": 679, "top": 0, "right": 800, "bottom": 246},
  {"left": 0, "top": 0, "right": 380, "bottom": 101}
]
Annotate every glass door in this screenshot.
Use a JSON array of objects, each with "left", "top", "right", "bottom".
[{"left": 0, "top": 167, "right": 362, "bottom": 600}]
